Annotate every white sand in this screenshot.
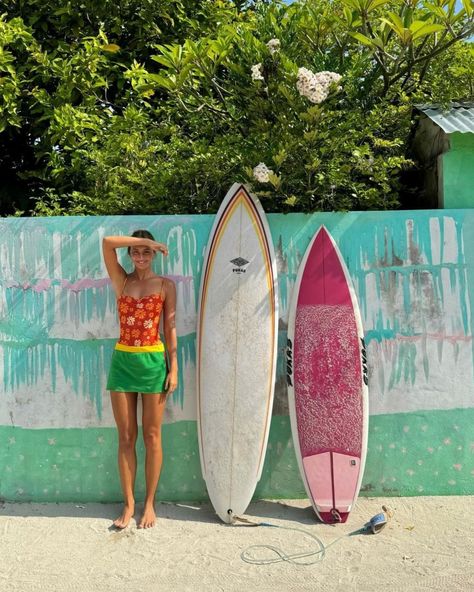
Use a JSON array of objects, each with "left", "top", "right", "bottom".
[{"left": 0, "top": 496, "right": 472, "bottom": 592}]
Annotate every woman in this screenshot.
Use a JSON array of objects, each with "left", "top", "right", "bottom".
[{"left": 103, "top": 230, "right": 177, "bottom": 529}]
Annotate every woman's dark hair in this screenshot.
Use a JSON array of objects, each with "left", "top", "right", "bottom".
[{"left": 127, "top": 229, "right": 155, "bottom": 254}]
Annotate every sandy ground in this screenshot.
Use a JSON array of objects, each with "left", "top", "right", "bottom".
[{"left": 0, "top": 496, "right": 472, "bottom": 592}]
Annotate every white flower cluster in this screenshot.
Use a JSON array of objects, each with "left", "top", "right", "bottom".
[
  {"left": 296, "top": 68, "right": 342, "bottom": 104},
  {"left": 267, "top": 38, "right": 281, "bottom": 55},
  {"left": 251, "top": 63, "right": 264, "bottom": 82},
  {"left": 253, "top": 162, "right": 273, "bottom": 183}
]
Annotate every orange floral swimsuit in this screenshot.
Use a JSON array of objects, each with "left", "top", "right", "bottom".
[
  {"left": 117, "top": 293, "right": 164, "bottom": 347},
  {"left": 106, "top": 279, "right": 168, "bottom": 394}
]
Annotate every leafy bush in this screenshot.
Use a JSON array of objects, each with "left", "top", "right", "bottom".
[{"left": 0, "top": 0, "right": 472, "bottom": 215}]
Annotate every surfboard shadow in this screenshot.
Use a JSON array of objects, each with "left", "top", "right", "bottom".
[{"left": 242, "top": 500, "right": 320, "bottom": 526}]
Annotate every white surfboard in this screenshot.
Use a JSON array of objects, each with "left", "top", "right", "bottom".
[{"left": 196, "top": 183, "right": 278, "bottom": 523}]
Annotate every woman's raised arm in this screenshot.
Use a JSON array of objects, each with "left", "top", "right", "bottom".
[{"left": 102, "top": 236, "right": 168, "bottom": 296}]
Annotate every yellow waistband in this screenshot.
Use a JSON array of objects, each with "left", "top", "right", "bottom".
[{"left": 115, "top": 342, "right": 165, "bottom": 353}]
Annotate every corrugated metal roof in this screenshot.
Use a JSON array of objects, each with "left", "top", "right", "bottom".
[{"left": 416, "top": 103, "right": 474, "bottom": 134}]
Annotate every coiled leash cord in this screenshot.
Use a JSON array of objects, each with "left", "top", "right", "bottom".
[{"left": 236, "top": 506, "right": 393, "bottom": 566}]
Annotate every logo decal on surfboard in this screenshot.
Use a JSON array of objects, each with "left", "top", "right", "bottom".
[
  {"left": 230, "top": 257, "right": 249, "bottom": 273},
  {"left": 286, "top": 338, "right": 293, "bottom": 386},
  {"left": 361, "top": 338, "right": 368, "bottom": 386}
]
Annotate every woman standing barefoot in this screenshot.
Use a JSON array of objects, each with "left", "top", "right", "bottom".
[{"left": 102, "top": 230, "right": 178, "bottom": 529}]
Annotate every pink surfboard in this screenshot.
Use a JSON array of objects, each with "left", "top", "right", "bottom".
[{"left": 287, "top": 226, "right": 368, "bottom": 524}]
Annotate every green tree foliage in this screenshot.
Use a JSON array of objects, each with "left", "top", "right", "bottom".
[{"left": 0, "top": 0, "right": 472, "bottom": 215}]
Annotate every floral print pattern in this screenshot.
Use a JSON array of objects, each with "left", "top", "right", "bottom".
[{"left": 117, "top": 294, "right": 164, "bottom": 346}]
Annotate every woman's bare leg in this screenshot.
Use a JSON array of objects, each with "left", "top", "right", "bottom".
[
  {"left": 110, "top": 391, "right": 138, "bottom": 528},
  {"left": 139, "top": 392, "right": 167, "bottom": 528}
]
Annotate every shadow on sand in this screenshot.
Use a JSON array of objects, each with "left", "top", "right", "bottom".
[{"left": 0, "top": 498, "right": 345, "bottom": 530}]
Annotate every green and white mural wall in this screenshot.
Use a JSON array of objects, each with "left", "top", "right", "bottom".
[{"left": 1, "top": 210, "right": 473, "bottom": 502}]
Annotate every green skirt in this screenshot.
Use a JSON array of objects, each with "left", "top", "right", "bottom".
[{"left": 106, "top": 346, "right": 168, "bottom": 394}]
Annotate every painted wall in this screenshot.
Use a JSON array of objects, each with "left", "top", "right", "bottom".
[
  {"left": 443, "top": 133, "right": 474, "bottom": 209},
  {"left": 1, "top": 210, "right": 473, "bottom": 503}
]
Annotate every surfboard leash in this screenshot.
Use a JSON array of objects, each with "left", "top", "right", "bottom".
[{"left": 238, "top": 506, "right": 394, "bottom": 566}]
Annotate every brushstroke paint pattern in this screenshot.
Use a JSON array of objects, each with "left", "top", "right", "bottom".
[
  {"left": 0, "top": 216, "right": 209, "bottom": 426},
  {"left": 1, "top": 210, "right": 473, "bottom": 500},
  {"left": 272, "top": 212, "right": 473, "bottom": 415}
]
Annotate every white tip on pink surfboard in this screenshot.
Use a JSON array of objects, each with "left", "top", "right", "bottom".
[{"left": 287, "top": 225, "right": 369, "bottom": 524}]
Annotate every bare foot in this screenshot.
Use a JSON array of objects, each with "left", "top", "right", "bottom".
[
  {"left": 113, "top": 503, "right": 135, "bottom": 529},
  {"left": 138, "top": 504, "right": 156, "bottom": 529}
]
